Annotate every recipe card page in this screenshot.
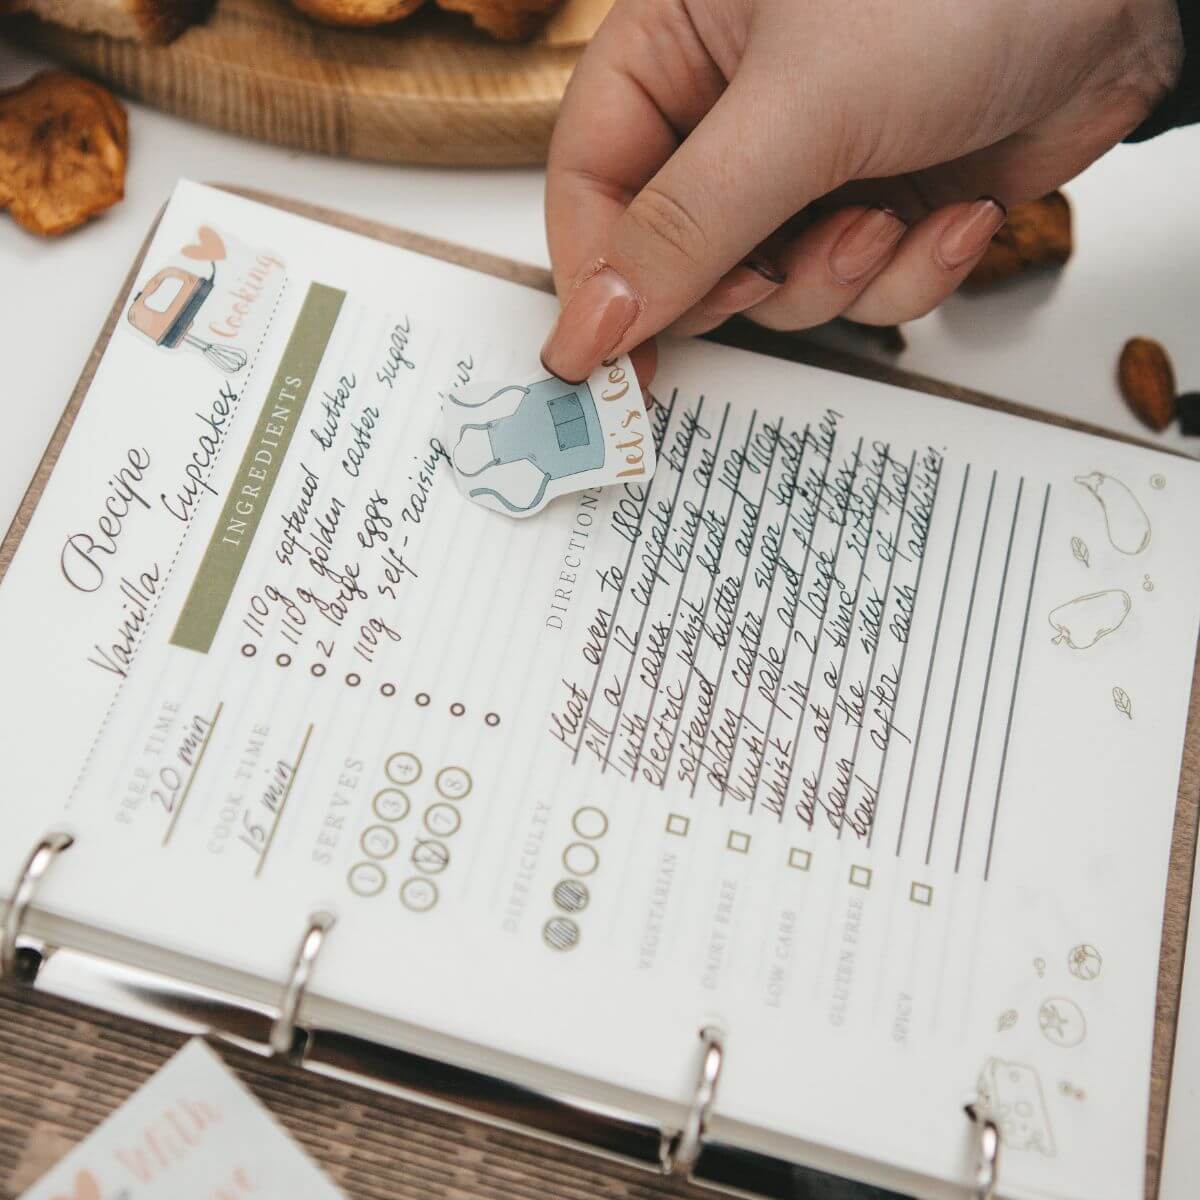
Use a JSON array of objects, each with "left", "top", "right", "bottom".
[{"left": 3, "top": 181, "right": 1200, "bottom": 1200}]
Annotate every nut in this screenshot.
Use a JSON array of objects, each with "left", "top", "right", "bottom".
[
  {"left": 1118, "top": 337, "right": 1176, "bottom": 432},
  {"left": 967, "top": 191, "right": 1072, "bottom": 287}
]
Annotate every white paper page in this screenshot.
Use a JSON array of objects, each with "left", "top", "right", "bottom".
[
  {"left": 18, "top": 1038, "right": 346, "bottom": 1200},
  {"left": 3, "top": 182, "right": 1199, "bottom": 1200}
]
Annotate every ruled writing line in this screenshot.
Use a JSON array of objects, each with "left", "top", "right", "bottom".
[
  {"left": 659, "top": 413, "right": 759, "bottom": 790},
  {"left": 162, "top": 701, "right": 224, "bottom": 847},
  {"left": 835, "top": 450, "right": 918, "bottom": 840},
  {"left": 602, "top": 396, "right": 707, "bottom": 775},
  {"left": 895, "top": 465, "right": 971, "bottom": 857},
  {"left": 925, "top": 469, "right": 997, "bottom": 866},
  {"left": 724, "top": 423, "right": 812, "bottom": 805},
  {"left": 629, "top": 403, "right": 730, "bottom": 784},
  {"left": 984, "top": 483, "right": 1051, "bottom": 881},
  {"left": 571, "top": 392, "right": 679, "bottom": 765},
  {"left": 255, "top": 721, "right": 313, "bottom": 879},
  {"left": 753, "top": 424, "right": 841, "bottom": 819},
  {"left": 697, "top": 419, "right": 785, "bottom": 802},
  {"left": 954, "top": 478, "right": 1024, "bottom": 873},
  {"left": 866, "top": 454, "right": 945, "bottom": 849}
]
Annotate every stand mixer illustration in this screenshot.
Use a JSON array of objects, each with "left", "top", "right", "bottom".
[{"left": 126, "top": 262, "right": 248, "bottom": 374}]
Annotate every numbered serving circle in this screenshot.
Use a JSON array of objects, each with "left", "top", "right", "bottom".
[
  {"left": 424, "top": 802, "right": 462, "bottom": 838},
  {"left": 401, "top": 876, "right": 439, "bottom": 913},
  {"left": 361, "top": 824, "right": 400, "bottom": 860},
  {"left": 386, "top": 752, "right": 422, "bottom": 786},
  {"left": 435, "top": 766, "right": 472, "bottom": 800},
  {"left": 411, "top": 838, "right": 451, "bottom": 875},
  {"left": 373, "top": 787, "right": 412, "bottom": 823},
  {"left": 347, "top": 861, "right": 387, "bottom": 897}
]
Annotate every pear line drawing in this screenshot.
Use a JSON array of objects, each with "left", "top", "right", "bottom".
[
  {"left": 1075, "top": 471, "right": 1151, "bottom": 555},
  {"left": 1048, "top": 589, "right": 1131, "bottom": 649}
]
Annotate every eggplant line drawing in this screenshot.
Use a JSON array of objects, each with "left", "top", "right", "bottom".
[
  {"left": 1074, "top": 471, "right": 1151, "bottom": 555},
  {"left": 1048, "top": 589, "right": 1131, "bottom": 649}
]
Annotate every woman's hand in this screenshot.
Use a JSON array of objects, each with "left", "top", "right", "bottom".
[{"left": 541, "top": 0, "right": 1183, "bottom": 383}]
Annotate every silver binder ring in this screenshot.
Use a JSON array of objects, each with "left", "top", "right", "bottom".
[
  {"left": 1, "top": 832, "right": 74, "bottom": 982},
  {"left": 661, "top": 1024, "right": 724, "bottom": 1177},
  {"left": 965, "top": 1101, "right": 1000, "bottom": 1200},
  {"left": 269, "top": 910, "right": 336, "bottom": 1059}
]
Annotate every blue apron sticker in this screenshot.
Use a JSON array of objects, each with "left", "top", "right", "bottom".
[{"left": 444, "top": 356, "right": 656, "bottom": 518}]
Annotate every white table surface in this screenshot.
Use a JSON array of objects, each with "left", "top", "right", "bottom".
[{"left": 2, "top": 36, "right": 1200, "bottom": 1199}]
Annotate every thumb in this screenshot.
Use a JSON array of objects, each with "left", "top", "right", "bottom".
[{"left": 541, "top": 73, "right": 839, "bottom": 383}]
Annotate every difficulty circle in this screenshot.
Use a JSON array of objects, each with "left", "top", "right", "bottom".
[
  {"left": 572, "top": 806, "right": 608, "bottom": 840},
  {"left": 241, "top": 643, "right": 257, "bottom": 658},
  {"left": 562, "top": 841, "right": 599, "bottom": 877}
]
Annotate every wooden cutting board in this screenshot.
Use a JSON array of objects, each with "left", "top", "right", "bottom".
[{"left": 8, "top": 0, "right": 610, "bottom": 164}]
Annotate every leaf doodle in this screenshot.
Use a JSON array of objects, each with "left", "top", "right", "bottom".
[
  {"left": 997, "top": 1009, "right": 1018, "bottom": 1032},
  {"left": 1113, "top": 687, "right": 1133, "bottom": 720},
  {"left": 1071, "top": 536, "right": 1090, "bottom": 567}
]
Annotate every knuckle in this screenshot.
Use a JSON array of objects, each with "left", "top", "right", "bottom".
[{"left": 624, "top": 185, "right": 709, "bottom": 268}]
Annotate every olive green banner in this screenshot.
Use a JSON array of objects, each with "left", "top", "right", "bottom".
[{"left": 171, "top": 283, "right": 345, "bottom": 654}]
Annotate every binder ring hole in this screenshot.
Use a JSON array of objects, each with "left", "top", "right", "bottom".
[
  {"left": 269, "top": 910, "right": 336, "bottom": 1060},
  {"left": 661, "top": 1024, "right": 724, "bottom": 1178},
  {"left": 965, "top": 1102, "right": 1000, "bottom": 1200},
  {"left": 1, "top": 832, "right": 74, "bottom": 983}
]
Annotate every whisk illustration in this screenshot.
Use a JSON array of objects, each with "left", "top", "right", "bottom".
[{"left": 126, "top": 262, "right": 249, "bottom": 374}]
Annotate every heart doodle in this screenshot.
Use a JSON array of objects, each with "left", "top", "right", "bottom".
[
  {"left": 51, "top": 1168, "right": 102, "bottom": 1200},
  {"left": 181, "top": 225, "right": 227, "bottom": 263}
]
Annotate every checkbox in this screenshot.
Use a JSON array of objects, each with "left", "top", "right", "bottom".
[
  {"left": 849, "top": 865, "right": 873, "bottom": 889},
  {"left": 788, "top": 847, "right": 812, "bottom": 871},
  {"left": 666, "top": 813, "right": 690, "bottom": 837},
  {"left": 727, "top": 830, "right": 751, "bottom": 854},
  {"left": 909, "top": 881, "right": 933, "bottom": 906}
]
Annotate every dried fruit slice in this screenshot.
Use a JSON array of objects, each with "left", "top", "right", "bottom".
[
  {"left": 286, "top": 0, "right": 423, "bottom": 25},
  {"left": 966, "top": 191, "right": 1072, "bottom": 287},
  {"left": 0, "top": 70, "right": 128, "bottom": 237},
  {"left": 437, "top": 0, "right": 564, "bottom": 39}
]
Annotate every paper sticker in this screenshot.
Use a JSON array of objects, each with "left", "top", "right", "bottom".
[
  {"left": 123, "top": 223, "right": 286, "bottom": 377},
  {"left": 442, "top": 356, "right": 656, "bottom": 517},
  {"left": 19, "top": 1039, "right": 346, "bottom": 1200}
]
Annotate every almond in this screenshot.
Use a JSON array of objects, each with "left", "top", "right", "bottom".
[{"left": 1118, "top": 337, "right": 1176, "bottom": 432}]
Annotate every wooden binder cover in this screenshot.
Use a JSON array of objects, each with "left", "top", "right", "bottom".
[{"left": 1, "top": 188, "right": 1196, "bottom": 1200}]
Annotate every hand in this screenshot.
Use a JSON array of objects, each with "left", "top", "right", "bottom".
[{"left": 541, "top": 0, "right": 1182, "bottom": 383}]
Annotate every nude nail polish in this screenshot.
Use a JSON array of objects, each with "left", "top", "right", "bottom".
[
  {"left": 828, "top": 208, "right": 907, "bottom": 285},
  {"left": 541, "top": 265, "right": 644, "bottom": 383},
  {"left": 936, "top": 197, "right": 1007, "bottom": 270}
]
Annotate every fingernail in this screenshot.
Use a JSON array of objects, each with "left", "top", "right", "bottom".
[
  {"left": 935, "top": 197, "right": 1007, "bottom": 270},
  {"left": 713, "top": 259, "right": 786, "bottom": 311},
  {"left": 828, "top": 207, "right": 907, "bottom": 285},
  {"left": 541, "top": 265, "right": 644, "bottom": 383}
]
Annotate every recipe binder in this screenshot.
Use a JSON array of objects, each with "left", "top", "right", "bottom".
[{"left": 1, "top": 188, "right": 1197, "bottom": 1200}]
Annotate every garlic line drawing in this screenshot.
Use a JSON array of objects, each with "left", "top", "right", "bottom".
[
  {"left": 1070, "top": 536, "right": 1090, "bottom": 567},
  {"left": 1048, "top": 589, "right": 1131, "bottom": 649},
  {"left": 1113, "top": 687, "right": 1133, "bottom": 720},
  {"left": 1075, "top": 471, "right": 1151, "bottom": 555}
]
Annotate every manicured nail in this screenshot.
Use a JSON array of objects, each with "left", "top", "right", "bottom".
[
  {"left": 829, "top": 207, "right": 907, "bottom": 285},
  {"left": 541, "top": 265, "right": 644, "bottom": 383},
  {"left": 936, "top": 197, "right": 1007, "bottom": 270},
  {"left": 745, "top": 256, "right": 787, "bottom": 286}
]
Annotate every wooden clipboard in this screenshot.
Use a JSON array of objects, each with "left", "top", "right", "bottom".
[{"left": 1, "top": 187, "right": 1196, "bottom": 1200}]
